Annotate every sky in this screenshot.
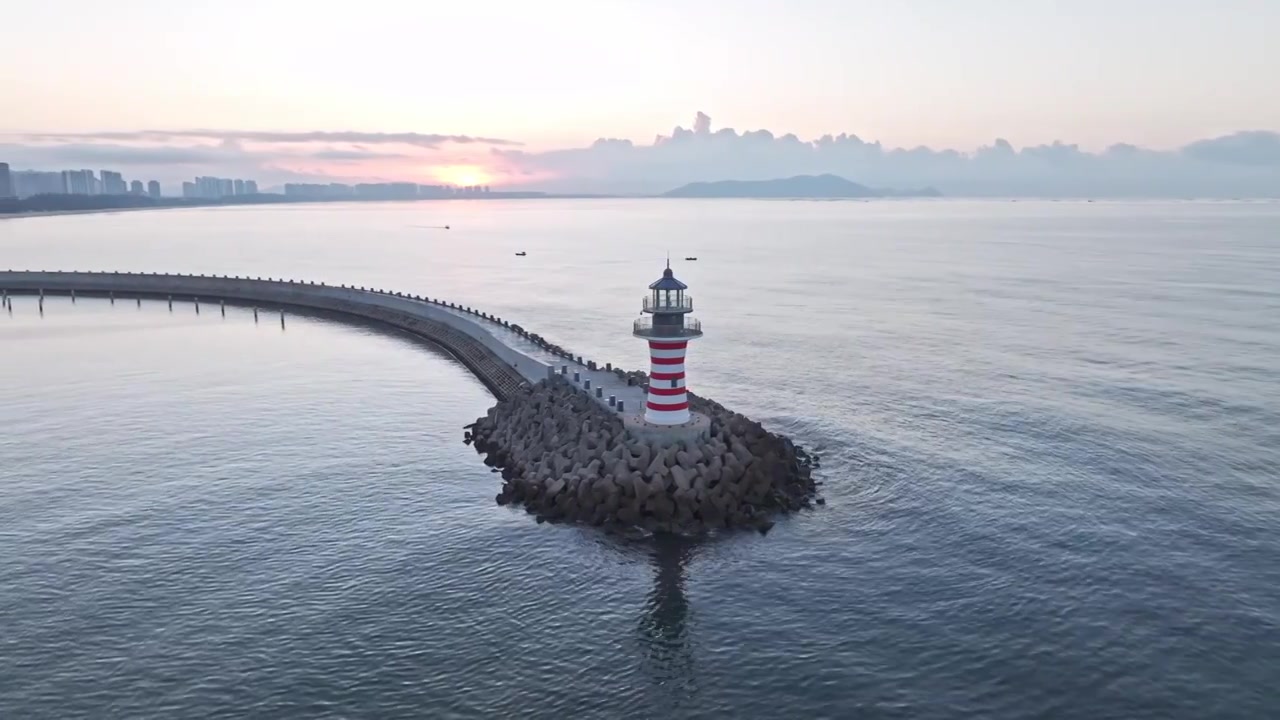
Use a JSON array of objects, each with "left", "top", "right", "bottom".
[{"left": 2, "top": 0, "right": 1279, "bottom": 195}]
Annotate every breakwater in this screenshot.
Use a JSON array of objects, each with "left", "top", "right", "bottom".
[
  {"left": 468, "top": 377, "right": 821, "bottom": 535},
  {"left": 3, "top": 269, "right": 823, "bottom": 534}
]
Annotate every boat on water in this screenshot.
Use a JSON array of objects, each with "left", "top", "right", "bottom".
[
  {"left": 515, "top": 251, "right": 527, "bottom": 257},
  {"left": 684, "top": 256, "right": 698, "bottom": 261}
]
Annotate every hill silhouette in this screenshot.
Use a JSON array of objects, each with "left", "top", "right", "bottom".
[{"left": 661, "top": 174, "right": 941, "bottom": 198}]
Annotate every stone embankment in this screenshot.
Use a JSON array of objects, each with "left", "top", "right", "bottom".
[{"left": 467, "top": 376, "right": 822, "bottom": 535}]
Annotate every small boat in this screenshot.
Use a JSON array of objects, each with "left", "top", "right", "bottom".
[
  {"left": 515, "top": 251, "right": 527, "bottom": 257},
  {"left": 684, "top": 256, "right": 698, "bottom": 261}
]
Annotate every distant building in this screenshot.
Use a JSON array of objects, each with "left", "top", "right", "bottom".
[
  {"left": 79, "top": 170, "right": 100, "bottom": 195},
  {"left": 147, "top": 180, "right": 161, "bottom": 198},
  {"left": 285, "top": 183, "right": 354, "bottom": 198},
  {"left": 244, "top": 180, "right": 258, "bottom": 194},
  {"left": 63, "top": 170, "right": 92, "bottom": 195},
  {"left": 416, "top": 184, "right": 451, "bottom": 199},
  {"left": 218, "top": 178, "right": 233, "bottom": 197},
  {"left": 12, "top": 170, "right": 68, "bottom": 198},
  {"left": 0, "top": 162, "right": 12, "bottom": 198},
  {"left": 233, "top": 179, "right": 244, "bottom": 195},
  {"left": 130, "top": 180, "right": 144, "bottom": 195},
  {"left": 100, "top": 170, "right": 127, "bottom": 195},
  {"left": 194, "top": 176, "right": 222, "bottom": 198},
  {"left": 182, "top": 181, "right": 197, "bottom": 198},
  {"left": 355, "top": 182, "right": 418, "bottom": 200}
]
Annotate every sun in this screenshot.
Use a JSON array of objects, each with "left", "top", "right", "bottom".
[{"left": 433, "top": 165, "right": 493, "bottom": 188}]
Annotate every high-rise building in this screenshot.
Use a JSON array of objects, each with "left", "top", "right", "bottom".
[
  {"left": 147, "top": 180, "right": 161, "bottom": 198},
  {"left": 83, "top": 170, "right": 101, "bottom": 195},
  {"left": 12, "top": 170, "right": 68, "bottom": 198},
  {"left": 285, "top": 183, "right": 353, "bottom": 198},
  {"left": 233, "top": 179, "right": 244, "bottom": 195},
  {"left": 64, "top": 170, "right": 91, "bottom": 195},
  {"left": 182, "top": 181, "right": 197, "bottom": 198},
  {"left": 0, "top": 162, "right": 13, "bottom": 198},
  {"left": 244, "top": 180, "right": 258, "bottom": 195},
  {"left": 219, "top": 178, "right": 234, "bottom": 197},
  {"left": 130, "top": 180, "right": 144, "bottom": 195},
  {"left": 100, "top": 170, "right": 127, "bottom": 195}
]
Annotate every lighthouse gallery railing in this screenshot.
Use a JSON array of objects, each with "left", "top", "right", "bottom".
[{"left": 633, "top": 317, "right": 702, "bottom": 337}]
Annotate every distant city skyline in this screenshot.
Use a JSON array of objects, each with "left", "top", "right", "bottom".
[
  {"left": 2, "top": 0, "right": 1278, "bottom": 196},
  {"left": 0, "top": 164, "right": 263, "bottom": 201}
]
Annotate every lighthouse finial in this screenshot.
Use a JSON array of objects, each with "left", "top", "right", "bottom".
[{"left": 666, "top": 252, "right": 670, "bottom": 269}]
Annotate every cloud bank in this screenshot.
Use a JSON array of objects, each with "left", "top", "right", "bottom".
[
  {"left": 4, "top": 115, "right": 1280, "bottom": 196},
  {"left": 21, "top": 129, "right": 521, "bottom": 149},
  {"left": 495, "top": 114, "right": 1280, "bottom": 196}
]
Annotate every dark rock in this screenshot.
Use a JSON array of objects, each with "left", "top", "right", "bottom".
[{"left": 465, "top": 372, "right": 823, "bottom": 535}]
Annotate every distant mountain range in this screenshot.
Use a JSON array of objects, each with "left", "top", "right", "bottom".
[{"left": 661, "top": 174, "right": 942, "bottom": 199}]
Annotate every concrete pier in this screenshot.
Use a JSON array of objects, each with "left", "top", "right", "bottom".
[{"left": 0, "top": 270, "right": 641, "bottom": 406}]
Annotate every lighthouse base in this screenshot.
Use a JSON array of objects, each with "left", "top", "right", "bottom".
[{"left": 623, "top": 410, "right": 711, "bottom": 448}]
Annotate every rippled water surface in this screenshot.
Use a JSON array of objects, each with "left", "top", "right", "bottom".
[{"left": 2, "top": 200, "right": 1279, "bottom": 719}]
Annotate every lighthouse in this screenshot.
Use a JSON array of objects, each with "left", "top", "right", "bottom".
[{"left": 633, "top": 261, "right": 703, "bottom": 425}]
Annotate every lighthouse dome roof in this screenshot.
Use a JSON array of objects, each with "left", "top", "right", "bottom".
[{"left": 648, "top": 267, "right": 688, "bottom": 291}]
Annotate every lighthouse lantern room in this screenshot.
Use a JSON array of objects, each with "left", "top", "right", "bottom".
[{"left": 633, "top": 261, "right": 703, "bottom": 425}]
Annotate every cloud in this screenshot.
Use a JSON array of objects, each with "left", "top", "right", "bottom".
[
  {"left": 18, "top": 129, "right": 521, "bottom": 149},
  {"left": 308, "top": 149, "right": 412, "bottom": 161},
  {"left": 493, "top": 114, "right": 1280, "bottom": 196},
  {"left": 4, "top": 115, "right": 1280, "bottom": 196},
  {"left": 0, "top": 142, "right": 232, "bottom": 166},
  {"left": 1183, "top": 131, "right": 1280, "bottom": 166}
]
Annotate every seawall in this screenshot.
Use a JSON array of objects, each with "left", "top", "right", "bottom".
[
  {"left": 1, "top": 270, "right": 552, "bottom": 400},
  {"left": 0, "top": 270, "right": 654, "bottom": 410}
]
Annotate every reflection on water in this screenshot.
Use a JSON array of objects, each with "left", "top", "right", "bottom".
[{"left": 639, "top": 535, "right": 698, "bottom": 710}]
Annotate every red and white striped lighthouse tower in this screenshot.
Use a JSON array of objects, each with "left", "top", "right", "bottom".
[{"left": 633, "top": 261, "right": 703, "bottom": 425}]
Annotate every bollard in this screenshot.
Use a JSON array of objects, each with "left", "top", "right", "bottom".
[
  {"left": 584, "top": 379, "right": 591, "bottom": 390},
  {"left": 596, "top": 387, "right": 603, "bottom": 399},
  {"left": 609, "top": 395, "right": 616, "bottom": 407}
]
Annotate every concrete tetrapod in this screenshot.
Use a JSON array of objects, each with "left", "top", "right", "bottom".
[{"left": 465, "top": 375, "right": 822, "bottom": 536}]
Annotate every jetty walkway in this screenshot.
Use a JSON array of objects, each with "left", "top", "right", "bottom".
[{"left": 0, "top": 270, "right": 649, "bottom": 408}]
